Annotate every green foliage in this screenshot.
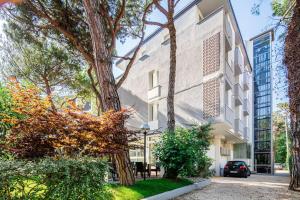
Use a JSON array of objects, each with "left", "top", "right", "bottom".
[
  {"left": 0, "top": 157, "right": 111, "bottom": 200},
  {"left": 0, "top": 83, "right": 22, "bottom": 134},
  {"left": 154, "top": 124, "right": 212, "bottom": 178},
  {"left": 109, "top": 178, "right": 192, "bottom": 200},
  {"left": 272, "top": 0, "right": 293, "bottom": 17},
  {"left": 273, "top": 103, "right": 290, "bottom": 166},
  {"left": 275, "top": 132, "right": 287, "bottom": 163}
]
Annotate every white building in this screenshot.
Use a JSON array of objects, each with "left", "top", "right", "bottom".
[{"left": 117, "top": 0, "right": 253, "bottom": 176}]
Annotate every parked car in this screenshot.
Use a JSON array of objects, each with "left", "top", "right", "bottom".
[
  {"left": 223, "top": 161, "right": 251, "bottom": 178},
  {"left": 274, "top": 163, "right": 284, "bottom": 170}
]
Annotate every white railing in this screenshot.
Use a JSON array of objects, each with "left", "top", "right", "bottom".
[
  {"left": 234, "top": 48, "right": 243, "bottom": 74},
  {"left": 225, "top": 60, "right": 234, "bottom": 86},
  {"left": 234, "top": 83, "right": 243, "bottom": 104},
  {"left": 148, "top": 120, "right": 159, "bottom": 130},
  {"left": 225, "top": 19, "right": 233, "bottom": 48},
  {"left": 225, "top": 105, "right": 234, "bottom": 127},
  {"left": 148, "top": 86, "right": 161, "bottom": 100},
  {"left": 243, "top": 72, "right": 250, "bottom": 90},
  {"left": 243, "top": 98, "right": 250, "bottom": 115},
  {"left": 235, "top": 119, "right": 244, "bottom": 136},
  {"left": 244, "top": 127, "right": 249, "bottom": 140}
]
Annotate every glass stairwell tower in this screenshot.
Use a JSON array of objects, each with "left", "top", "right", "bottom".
[{"left": 248, "top": 30, "right": 274, "bottom": 174}]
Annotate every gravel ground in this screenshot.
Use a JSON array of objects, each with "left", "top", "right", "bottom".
[{"left": 175, "top": 174, "right": 300, "bottom": 200}]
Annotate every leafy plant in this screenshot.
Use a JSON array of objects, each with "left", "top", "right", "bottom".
[
  {"left": 154, "top": 124, "right": 212, "bottom": 179},
  {"left": 0, "top": 157, "right": 111, "bottom": 200},
  {"left": 0, "top": 81, "right": 137, "bottom": 158}
]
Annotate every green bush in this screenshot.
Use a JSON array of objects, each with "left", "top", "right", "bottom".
[
  {"left": 0, "top": 157, "right": 111, "bottom": 200},
  {"left": 154, "top": 124, "right": 212, "bottom": 179}
]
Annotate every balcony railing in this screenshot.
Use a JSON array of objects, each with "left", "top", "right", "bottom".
[
  {"left": 244, "top": 127, "right": 249, "bottom": 140},
  {"left": 148, "top": 120, "right": 159, "bottom": 130},
  {"left": 243, "top": 98, "right": 250, "bottom": 115},
  {"left": 234, "top": 83, "right": 243, "bottom": 105},
  {"left": 225, "top": 105, "right": 234, "bottom": 127},
  {"left": 148, "top": 86, "right": 161, "bottom": 100},
  {"left": 225, "top": 19, "right": 233, "bottom": 51},
  {"left": 225, "top": 60, "right": 234, "bottom": 87},
  {"left": 243, "top": 72, "right": 250, "bottom": 90},
  {"left": 235, "top": 119, "right": 244, "bottom": 136},
  {"left": 234, "top": 48, "right": 243, "bottom": 75}
]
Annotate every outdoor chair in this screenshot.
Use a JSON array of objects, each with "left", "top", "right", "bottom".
[
  {"left": 149, "top": 162, "right": 161, "bottom": 177},
  {"left": 135, "top": 162, "right": 150, "bottom": 178}
]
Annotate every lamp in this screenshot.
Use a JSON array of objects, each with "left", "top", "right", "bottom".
[{"left": 140, "top": 123, "right": 150, "bottom": 180}]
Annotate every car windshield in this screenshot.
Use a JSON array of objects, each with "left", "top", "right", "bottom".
[{"left": 227, "top": 161, "right": 244, "bottom": 166}]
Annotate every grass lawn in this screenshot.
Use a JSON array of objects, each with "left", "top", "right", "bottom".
[{"left": 109, "top": 178, "right": 193, "bottom": 200}]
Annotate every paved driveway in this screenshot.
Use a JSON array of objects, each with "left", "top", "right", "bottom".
[{"left": 175, "top": 175, "right": 300, "bottom": 200}]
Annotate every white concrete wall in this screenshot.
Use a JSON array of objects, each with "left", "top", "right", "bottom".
[
  {"left": 118, "top": 0, "right": 253, "bottom": 175},
  {"left": 119, "top": 6, "right": 224, "bottom": 130}
]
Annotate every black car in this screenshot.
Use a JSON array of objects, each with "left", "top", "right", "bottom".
[{"left": 223, "top": 161, "right": 251, "bottom": 178}]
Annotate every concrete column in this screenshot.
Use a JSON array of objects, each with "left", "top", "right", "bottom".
[{"left": 214, "top": 136, "right": 222, "bottom": 176}]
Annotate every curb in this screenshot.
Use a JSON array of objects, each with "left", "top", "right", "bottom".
[{"left": 141, "top": 179, "right": 211, "bottom": 200}]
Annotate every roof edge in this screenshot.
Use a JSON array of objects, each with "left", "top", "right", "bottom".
[
  {"left": 116, "top": 0, "right": 202, "bottom": 66},
  {"left": 249, "top": 28, "right": 274, "bottom": 41},
  {"left": 227, "top": 0, "right": 252, "bottom": 71}
]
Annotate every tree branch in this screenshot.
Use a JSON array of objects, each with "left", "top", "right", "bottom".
[
  {"left": 25, "top": 0, "right": 94, "bottom": 65},
  {"left": 116, "top": 2, "right": 154, "bottom": 88},
  {"left": 153, "top": 0, "right": 168, "bottom": 17},
  {"left": 145, "top": 20, "right": 167, "bottom": 27}
]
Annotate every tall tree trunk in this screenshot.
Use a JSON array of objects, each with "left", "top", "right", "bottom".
[
  {"left": 43, "top": 76, "right": 57, "bottom": 112},
  {"left": 290, "top": 114, "right": 300, "bottom": 190},
  {"left": 285, "top": 0, "right": 300, "bottom": 191},
  {"left": 167, "top": 8, "right": 176, "bottom": 133},
  {"left": 83, "top": 0, "right": 135, "bottom": 185}
]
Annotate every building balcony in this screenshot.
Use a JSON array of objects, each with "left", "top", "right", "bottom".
[
  {"left": 235, "top": 119, "right": 244, "bottom": 136},
  {"left": 243, "top": 72, "right": 250, "bottom": 90},
  {"left": 225, "top": 105, "right": 234, "bottom": 127},
  {"left": 225, "top": 20, "right": 233, "bottom": 52},
  {"left": 148, "top": 86, "right": 161, "bottom": 100},
  {"left": 244, "top": 127, "right": 249, "bottom": 141},
  {"left": 243, "top": 98, "right": 250, "bottom": 115},
  {"left": 234, "top": 83, "right": 243, "bottom": 105},
  {"left": 234, "top": 48, "right": 243, "bottom": 75},
  {"left": 225, "top": 60, "right": 234, "bottom": 88},
  {"left": 148, "top": 120, "right": 159, "bottom": 130}
]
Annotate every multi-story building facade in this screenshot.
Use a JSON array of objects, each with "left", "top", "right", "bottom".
[
  {"left": 247, "top": 30, "right": 274, "bottom": 174},
  {"left": 117, "top": 0, "right": 253, "bottom": 176}
]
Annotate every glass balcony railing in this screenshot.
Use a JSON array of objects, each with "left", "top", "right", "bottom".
[
  {"left": 234, "top": 83, "right": 243, "bottom": 105},
  {"left": 243, "top": 98, "right": 250, "bottom": 115},
  {"left": 225, "top": 105, "right": 234, "bottom": 127},
  {"left": 235, "top": 118, "right": 244, "bottom": 136},
  {"left": 225, "top": 60, "right": 234, "bottom": 86},
  {"left": 243, "top": 72, "right": 250, "bottom": 90},
  {"left": 234, "top": 48, "right": 243, "bottom": 75},
  {"left": 225, "top": 19, "right": 233, "bottom": 51}
]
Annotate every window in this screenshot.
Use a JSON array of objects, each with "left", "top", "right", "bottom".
[
  {"left": 139, "top": 50, "right": 149, "bottom": 61},
  {"left": 149, "top": 70, "right": 159, "bottom": 89},
  {"left": 149, "top": 103, "right": 159, "bottom": 121},
  {"left": 161, "top": 34, "right": 170, "bottom": 45}
]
